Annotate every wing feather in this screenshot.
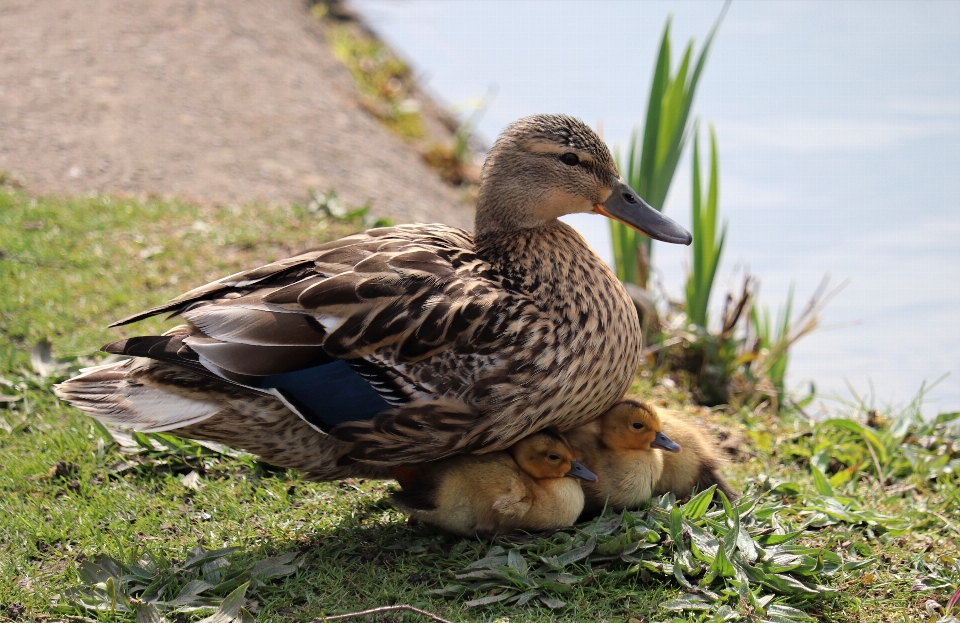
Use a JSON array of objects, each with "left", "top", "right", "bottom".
[
  {"left": 181, "top": 306, "right": 325, "bottom": 346},
  {"left": 182, "top": 336, "right": 329, "bottom": 377},
  {"left": 101, "top": 224, "right": 549, "bottom": 453}
]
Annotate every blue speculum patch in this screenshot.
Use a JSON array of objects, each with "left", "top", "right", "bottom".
[{"left": 258, "top": 360, "right": 392, "bottom": 431}]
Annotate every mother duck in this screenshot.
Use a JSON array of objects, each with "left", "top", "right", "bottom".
[{"left": 56, "top": 114, "right": 691, "bottom": 480}]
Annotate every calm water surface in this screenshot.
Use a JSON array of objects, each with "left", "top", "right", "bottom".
[{"left": 354, "top": 0, "right": 960, "bottom": 415}]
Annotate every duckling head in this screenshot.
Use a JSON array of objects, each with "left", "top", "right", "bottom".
[
  {"left": 599, "top": 400, "right": 682, "bottom": 453},
  {"left": 475, "top": 114, "right": 691, "bottom": 245},
  {"left": 509, "top": 428, "right": 598, "bottom": 482}
]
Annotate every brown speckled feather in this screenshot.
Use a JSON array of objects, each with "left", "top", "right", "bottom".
[
  {"left": 89, "top": 222, "right": 640, "bottom": 464},
  {"left": 55, "top": 114, "right": 690, "bottom": 477}
]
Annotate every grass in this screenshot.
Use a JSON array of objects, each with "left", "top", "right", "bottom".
[{"left": 1, "top": 187, "right": 959, "bottom": 622}]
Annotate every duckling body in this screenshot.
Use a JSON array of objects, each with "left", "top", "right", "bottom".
[
  {"left": 566, "top": 400, "right": 681, "bottom": 515},
  {"left": 54, "top": 115, "right": 691, "bottom": 480},
  {"left": 654, "top": 408, "right": 738, "bottom": 501},
  {"left": 392, "top": 430, "right": 595, "bottom": 537}
]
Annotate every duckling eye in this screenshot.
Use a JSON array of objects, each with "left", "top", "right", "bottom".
[
  {"left": 548, "top": 454, "right": 561, "bottom": 461},
  {"left": 631, "top": 422, "right": 644, "bottom": 430},
  {"left": 559, "top": 153, "right": 579, "bottom": 166}
]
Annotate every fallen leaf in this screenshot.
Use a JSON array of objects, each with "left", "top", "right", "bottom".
[{"left": 181, "top": 470, "right": 201, "bottom": 490}]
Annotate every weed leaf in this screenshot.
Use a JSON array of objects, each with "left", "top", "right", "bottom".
[
  {"left": 660, "top": 593, "right": 714, "bottom": 611},
  {"left": 196, "top": 582, "right": 249, "bottom": 623},
  {"left": 135, "top": 602, "right": 166, "bottom": 623},
  {"left": 464, "top": 591, "right": 514, "bottom": 608},
  {"left": 810, "top": 465, "right": 834, "bottom": 496},
  {"left": 683, "top": 485, "right": 716, "bottom": 519}
]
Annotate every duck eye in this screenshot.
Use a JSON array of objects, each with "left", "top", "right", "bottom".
[
  {"left": 631, "top": 422, "right": 644, "bottom": 430},
  {"left": 548, "top": 454, "right": 561, "bottom": 461},
  {"left": 559, "top": 153, "right": 579, "bottom": 166}
]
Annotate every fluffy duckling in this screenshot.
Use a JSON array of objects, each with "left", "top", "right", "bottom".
[
  {"left": 566, "top": 400, "right": 681, "bottom": 516},
  {"left": 654, "top": 407, "right": 738, "bottom": 501},
  {"left": 390, "top": 429, "right": 597, "bottom": 538}
]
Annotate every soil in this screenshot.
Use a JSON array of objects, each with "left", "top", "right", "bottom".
[{"left": 0, "top": 0, "right": 473, "bottom": 228}]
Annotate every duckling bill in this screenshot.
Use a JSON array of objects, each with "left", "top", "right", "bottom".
[
  {"left": 54, "top": 114, "right": 691, "bottom": 481},
  {"left": 391, "top": 429, "right": 596, "bottom": 538}
]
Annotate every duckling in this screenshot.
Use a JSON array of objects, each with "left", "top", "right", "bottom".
[
  {"left": 565, "top": 399, "right": 681, "bottom": 516},
  {"left": 654, "top": 407, "right": 738, "bottom": 501},
  {"left": 390, "top": 429, "right": 597, "bottom": 538},
  {"left": 55, "top": 114, "right": 692, "bottom": 480}
]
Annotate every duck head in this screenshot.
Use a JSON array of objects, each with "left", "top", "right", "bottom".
[
  {"left": 599, "top": 400, "right": 682, "bottom": 453},
  {"left": 509, "top": 428, "right": 598, "bottom": 482},
  {"left": 475, "top": 114, "right": 691, "bottom": 244}
]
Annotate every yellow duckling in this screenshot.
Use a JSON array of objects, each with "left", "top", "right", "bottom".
[
  {"left": 654, "top": 407, "right": 738, "bottom": 501},
  {"left": 565, "top": 400, "right": 681, "bottom": 516},
  {"left": 390, "top": 429, "right": 597, "bottom": 538}
]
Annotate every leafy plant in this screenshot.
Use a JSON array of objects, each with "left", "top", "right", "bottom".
[
  {"left": 654, "top": 275, "right": 755, "bottom": 406},
  {"left": 63, "top": 543, "right": 302, "bottom": 622},
  {"left": 610, "top": 4, "right": 728, "bottom": 287},
  {"left": 304, "top": 189, "right": 393, "bottom": 228},
  {"left": 750, "top": 284, "right": 796, "bottom": 405},
  {"left": 744, "top": 277, "right": 844, "bottom": 409},
  {"left": 684, "top": 124, "right": 726, "bottom": 329},
  {"left": 433, "top": 487, "right": 875, "bottom": 618},
  {"left": 654, "top": 277, "right": 840, "bottom": 409},
  {"left": 781, "top": 388, "right": 960, "bottom": 489}
]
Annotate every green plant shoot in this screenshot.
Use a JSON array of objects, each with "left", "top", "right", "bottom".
[
  {"left": 750, "top": 284, "right": 795, "bottom": 403},
  {"left": 610, "top": 4, "right": 727, "bottom": 287},
  {"left": 685, "top": 124, "right": 726, "bottom": 329}
]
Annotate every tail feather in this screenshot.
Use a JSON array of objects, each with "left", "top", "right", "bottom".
[
  {"left": 54, "top": 357, "right": 394, "bottom": 481},
  {"left": 54, "top": 359, "right": 221, "bottom": 432}
]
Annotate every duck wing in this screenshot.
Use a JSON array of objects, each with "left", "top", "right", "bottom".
[{"left": 104, "top": 224, "right": 539, "bottom": 439}]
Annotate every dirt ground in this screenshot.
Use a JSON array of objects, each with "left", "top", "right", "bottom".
[{"left": 0, "top": 0, "right": 472, "bottom": 228}]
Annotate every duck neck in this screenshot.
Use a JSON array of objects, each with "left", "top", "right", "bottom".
[{"left": 475, "top": 220, "right": 603, "bottom": 304}]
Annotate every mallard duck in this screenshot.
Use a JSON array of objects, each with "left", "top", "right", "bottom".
[
  {"left": 566, "top": 399, "right": 680, "bottom": 515},
  {"left": 391, "top": 428, "right": 596, "bottom": 537},
  {"left": 54, "top": 114, "right": 691, "bottom": 480},
  {"left": 654, "top": 407, "right": 738, "bottom": 501}
]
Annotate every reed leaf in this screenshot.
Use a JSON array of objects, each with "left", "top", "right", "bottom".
[
  {"left": 610, "top": 3, "right": 728, "bottom": 287},
  {"left": 685, "top": 124, "right": 727, "bottom": 328}
]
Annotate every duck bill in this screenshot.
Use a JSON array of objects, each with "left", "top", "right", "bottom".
[
  {"left": 594, "top": 179, "right": 692, "bottom": 245},
  {"left": 566, "top": 461, "right": 598, "bottom": 482},
  {"left": 651, "top": 431, "right": 682, "bottom": 453}
]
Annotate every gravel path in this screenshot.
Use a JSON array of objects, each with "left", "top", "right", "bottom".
[{"left": 0, "top": 0, "right": 472, "bottom": 228}]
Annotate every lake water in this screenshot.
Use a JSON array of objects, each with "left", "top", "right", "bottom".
[{"left": 353, "top": 0, "right": 960, "bottom": 416}]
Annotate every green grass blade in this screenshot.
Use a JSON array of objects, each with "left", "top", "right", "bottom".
[
  {"left": 821, "top": 419, "right": 890, "bottom": 465},
  {"left": 640, "top": 20, "right": 672, "bottom": 200},
  {"left": 810, "top": 465, "right": 835, "bottom": 497},
  {"left": 689, "top": 125, "right": 703, "bottom": 323},
  {"left": 685, "top": 124, "right": 723, "bottom": 328},
  {"left": 657, "top": 43, "right": 692, "bottom": 171},
  {"left": 612, "top": 7, "right": 727, "bottom": 285},
  {"left": 704, "top": 125, "right": 720, "bottom": 258},
  {"left": 677, "top": 0, "right": 729, "bottom": 144},
  {"left": 658, "top": 1, "right": 728, "bottom": 213}
]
